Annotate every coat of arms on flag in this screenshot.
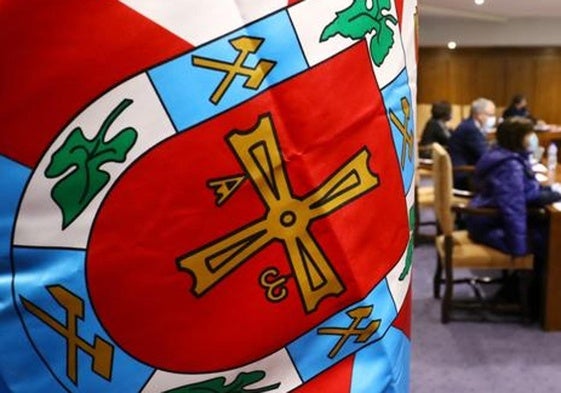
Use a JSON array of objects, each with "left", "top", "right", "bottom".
[{"left": 0, "top": 0, "right": 417, "bottom": 392}]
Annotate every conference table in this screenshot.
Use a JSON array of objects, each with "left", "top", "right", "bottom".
[
  {"left": 542, "top": 165, "right": 561, "bottom": 331},
  {"left": 527, "top": 127, "right": 561, "bottom": 330}
]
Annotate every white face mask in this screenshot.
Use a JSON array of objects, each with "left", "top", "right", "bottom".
[
  {"left": 527, "top": 133, "right": 539, "bottom": 153},
  {"left": 484, "top": 116, "right": 496, "bottom": 130}
]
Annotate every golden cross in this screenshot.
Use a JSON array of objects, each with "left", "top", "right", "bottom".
[
  {"left": 317, "top": 305, "right": 381, "bottom": 358},
  {"left": 389, "top": 97, "right": 414, "bottom": 169},
  {"left": 192, "top": 36, "right": 276, "bottom": 105},
  {"left": 177, "top": 114, "right": 380, "bottom": 313},
  {"left": 21, "top": 285, "right": 114, "bottom": 385}
]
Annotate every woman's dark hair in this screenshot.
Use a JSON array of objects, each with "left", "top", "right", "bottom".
[
  {"left": 431, "top": 100, "right": 452, "bottom": 121},
  {"left": 496, "top": 116, "right": 534, "bottom": 152},
  {"left": 510, "top": 94, "right": 526, "bottom": 106}
]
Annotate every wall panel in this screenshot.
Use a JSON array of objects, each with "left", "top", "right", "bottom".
[{"left": 419, "top": 48, "right": 561, "bottom": 124}]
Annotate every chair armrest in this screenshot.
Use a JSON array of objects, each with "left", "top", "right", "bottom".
[
  {"left": 417, "top": 158, "right": 433, "bottom": 169},
  {"left": 452, "top": 188, "right": 474, "bottom": 198},
  {"left": 453, "top": 165, "right": 476, "bottom": 174},
  {"left": 451, "top": 204, "right": 500, "bottom": 217},
  {"left": 510, "top": 254, "right": 534, "bottom": 269},
  {"left": 453, "top": 205, "right": 545, "bottom": 219},
  {"left": 511, "top": 254, "right": 532, "bottom": 262}
]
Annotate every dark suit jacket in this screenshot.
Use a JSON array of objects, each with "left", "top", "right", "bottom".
[
  {"left": 502, "top": 105, "right": 529, "bottom": 119},
  {"left": 502, "top": 105, "right": 536, "bottom": 123},
  {"left": 419, "top": 118, "right": 450, "bottom": 158},
  {"left": 448, "top": 118, "right": 488, "bottom": 189}
]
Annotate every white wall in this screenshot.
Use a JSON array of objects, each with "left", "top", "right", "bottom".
[{"left": 419, "top": 16, "right": 561, "bottom": 47}]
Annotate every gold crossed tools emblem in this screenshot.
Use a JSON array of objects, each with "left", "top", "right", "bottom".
[
  {"left": 177, "top": 114, "right": 380, "bottom": 313},
  {"left": 389, "top": 97, "right": 413, "bottom": 169},
  {"left": 317, "top": 305, "right": 381, "bottom": 358},
  {"left": 192, "top": 36, "right": 276, "bottom": 105},
  {"left": 21, "top": 285, "right": 114, "bottom": 385}
]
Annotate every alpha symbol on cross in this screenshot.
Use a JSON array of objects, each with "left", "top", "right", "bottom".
[
  {"left": 21, "top": 285, "right": 114, "bottom": 385},
  {"left": 177, "top": 114, "right": 380, "bottom": 313},
  {"left": 192, "top": 36, "right": 276, "bottom": 105}
]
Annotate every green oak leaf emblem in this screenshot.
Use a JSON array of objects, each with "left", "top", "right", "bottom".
[
  {"left": 320, "top": 0, "right": 397, "bottom": 66},
  {"left": 45, "top": 98, "right": 137, "bottom": 229},
  {"left": 164, "top": 371, "right": 280, "bottom": 393},
  {"left": 399, "top": 206, "right": 415, "bottom": 281}
]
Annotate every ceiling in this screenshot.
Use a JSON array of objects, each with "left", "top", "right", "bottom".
[
  {"left": 420, "top": 0, "right": 561, "bottom": 20},
  {"left": 418, "top": 0, "right": 561, "bottom": 47}
]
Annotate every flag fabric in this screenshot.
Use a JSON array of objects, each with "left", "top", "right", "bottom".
[{"left": 0, "top": 0, "right": 417, "bottom": 392}]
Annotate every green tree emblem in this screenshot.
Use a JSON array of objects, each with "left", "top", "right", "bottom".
[
  {"left": 320, "top": 0, "right": 397, "bottom": 66},
  {"left": 399, "top": 206, "right": 415, "bottom": 281},
  {"left": 164, "top": 371, "right": 280, "bottom": 393},
  {"left": 45, "top": 98, "right": 137, "bottom": 229}
]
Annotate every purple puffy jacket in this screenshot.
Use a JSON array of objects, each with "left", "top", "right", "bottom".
[{"left": 466, "top": 146, "right": 560, "bottom": 256}]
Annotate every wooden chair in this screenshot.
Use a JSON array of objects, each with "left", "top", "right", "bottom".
[
  {"left": 416, "top": 103, "right": 432, "bottom": 140},
  {"left": 414, "top": 144, "right": 474, "bottom": 245},
  {"left": 431, "top": 143, "right": 534, "bottom": 323},
  {"left": 461, "top": 104, "right": 471, "bottom": 120},
  {"left": 414, "top": 145, "right": 436, "bottom": 244}
]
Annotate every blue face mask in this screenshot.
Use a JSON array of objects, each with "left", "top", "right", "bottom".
[{"left": 527, "top": 133, "right": 539, "bottom": 153}]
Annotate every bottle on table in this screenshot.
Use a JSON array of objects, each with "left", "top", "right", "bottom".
[{"left": 547, "top": 143, "right": 558, "bottom": 183}]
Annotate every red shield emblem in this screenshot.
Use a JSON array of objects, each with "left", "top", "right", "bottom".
[{"left": 87, "top": 43, "right": 408, "bottom": 372}]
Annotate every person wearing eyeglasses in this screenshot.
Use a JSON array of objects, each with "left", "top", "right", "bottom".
[{"left": 448, "top": 97, "right": 495, "bottom": 190}]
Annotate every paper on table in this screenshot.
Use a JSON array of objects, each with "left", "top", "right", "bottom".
[
  {"left": 534, "top": 123, "right": 551, "bottom": 132},
  {"left": 553, "top": 202, "right": 561, "bottom": 211},
  {"left": 532, "top": 163, "right": 548, "bottom": 173},
  {"left": 535, "top": 172, "right": 549, "bottom": 183}
]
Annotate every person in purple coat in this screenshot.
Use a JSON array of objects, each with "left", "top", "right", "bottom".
[
  {"left": 466, "top": 117, "right": 561, "bottom": 257},
  {"left": 466, "top": 117, "right": 561, "bottom": 311}
]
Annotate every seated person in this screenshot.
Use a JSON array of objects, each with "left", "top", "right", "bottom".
[
  {"left": 448, "top": 98, "right": 495, "bottom": 190},
  {"left": 502, "top": 94, "right": 534, "bottom": 121},
  {"left": 466, "top": 117, "right": 561, "bottom": 262},
  {"left": 419, "top": 100, "right": 452, "bottom": 158}
]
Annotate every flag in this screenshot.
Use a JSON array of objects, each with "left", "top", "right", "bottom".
[{"left": 0, "top": 0, "right": 417, "bottom": 392}]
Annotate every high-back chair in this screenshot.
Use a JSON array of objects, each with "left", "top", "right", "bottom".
[
  {"left": 416, "top": 103, "right": 432, "bottom": 140},
  {"left": 431, "top": 143, "right": 534, "bottom": 323},
  {"left": 450, "top": 104, "right": 463, "bottom": 129},
  {"left": 414, "top": 144, "right": 436, "bottom": 244}
]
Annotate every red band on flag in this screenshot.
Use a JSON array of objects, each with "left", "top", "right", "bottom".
[{"left": 0, "top": 0, "right": 191, "bottom": 167}]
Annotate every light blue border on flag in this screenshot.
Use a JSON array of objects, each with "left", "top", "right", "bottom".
[
  {"left": 287, "top": 279, "right": 398, "bottom": 382},
  {"left": 0, "top": 155, "right": 60, "bottom": 393},
  {"left": 381, "top": 69, "right": 415, "bottom": 194},
  {"left": 148, "top": 10, "right": 308, "bottom": 131},
  {"left": 12, "top": 247, "right": 154, "bottom": 393},
  {"left": 350, "top": 327, "right": 410, "bottom": 393}
]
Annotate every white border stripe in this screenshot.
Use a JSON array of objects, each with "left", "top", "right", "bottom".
[
  {"left": 119, "top": 0, "right": 288, "bottom": 46},
  {"left": 140, "top": 349, "right": 302, "bottom": 393},
  {"left": 288, "top": 0, "right": 357, "bottom": 67}
]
